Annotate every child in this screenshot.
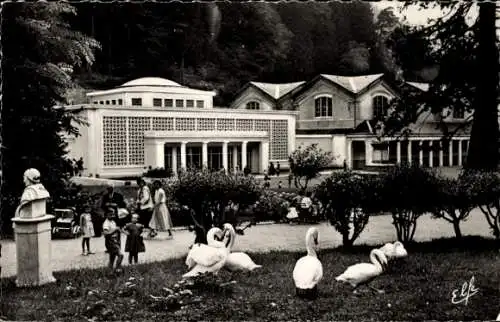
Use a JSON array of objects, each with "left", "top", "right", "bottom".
[
  {"left": 79, "top": 205, "right": 95, "bottom": 255},
  {"left": 123, "top": 214, "right": 145, "bottom": 264},
  {"left": 102, "top": 208, "right": 124, "bottom": 273}
]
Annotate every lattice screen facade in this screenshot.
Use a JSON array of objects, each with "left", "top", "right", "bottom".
[
  {"left": 101, "top": 116, "right": 290, "bottom": 167},
  {"left": 103, "top": 117, "right": 127, "bottom": 166}
]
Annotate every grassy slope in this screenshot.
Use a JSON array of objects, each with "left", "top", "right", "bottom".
[{"left": 1, "top": 237, "right": 498, "bottom": 321}]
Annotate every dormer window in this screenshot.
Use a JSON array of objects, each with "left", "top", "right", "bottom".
[
  {"left": 453, "top": 106, "right": 465, "bottom": 119},
  {"left": 373, "top": 95, "right": 389, "bottom": 119},
  {"left": 131, "top": 98, "right": 142, "bottom": 106},
  {"left": 246, "top": 101, "right": 260, "bottom": 110},
  {"left": 314, "top": 96, "right": 333, "bottom": 118}
]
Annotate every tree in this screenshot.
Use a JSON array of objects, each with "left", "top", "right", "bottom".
[
  {"left": 1, "top": 3, "right": 100, "bottom": 235},
  {"left": 315, "top": 171, "right": 381, "bottom": 248},
  {"left": 432, "top": 174, "right": 476, "bottom": 239},
  {"left": 288, "top": 144, "right": 333, "bottom": 193},
  {"left": 385, "top": 2, "right": 499, "bottom": 170},
  {"left": 168, "top": 170, "right": 261, "bottom": 244}
]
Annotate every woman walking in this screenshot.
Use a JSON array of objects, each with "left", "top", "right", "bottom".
[{"left": 149, "top": 180, "right": 174, "bottom": 239}]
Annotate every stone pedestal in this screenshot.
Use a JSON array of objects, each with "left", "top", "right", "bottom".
[{"left": 12, "top": 214, "right": 56, "bottom": 287}]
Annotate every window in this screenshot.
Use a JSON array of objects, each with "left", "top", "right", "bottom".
[
  {"left": 246, "top": 101, "right": 260, "bottom": 110},
  {"left": 164, "top": 99, "right": 173, "bottom": 107},
  {"left": 93, "top": 101, "right": 98, "bottom": 104},
  {"left": 105, "top": 100, "right": 110, "bottom": 105},
  {"left": 186, "top": 100, "right": 194, "bottom": 108},
  {"left": 153, "top": 98, "right": 162, "bottom": 107},
  {"left": 196, "top": 100, "right": 204, "bottom": 108},
  {"left": 99, "top": 101, "right": 104, "bottom": 105},
  {"left": 314, "top": 96, "right": 333, "bottom": 117},
  {"left": 118, "top": 99, "right": 123, "bottom": 105},
  {"left": 175, "top": 99, "right": 184, "bottom": 108},
  {"left": 372, "top": 142, "right": 390, "bottom": 163},
  {"left": 373, "top": 96, "right": 389, "bottom": 119},
  {"left": 453, "top": 106, "right": 465, "bottom": 119},
  {"left": 111, "top": 100, "right": 116, "bottom": 105},
  {"left": 131, "top": 98, "right": 142, "bottom": 106}
]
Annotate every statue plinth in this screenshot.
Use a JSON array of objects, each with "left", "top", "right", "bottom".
[
  {"left": 12, "top": 168, "right": 56, "bottom": 287},
  {"left": 12, "top": 214, "right": 56, "bottom": 287}
]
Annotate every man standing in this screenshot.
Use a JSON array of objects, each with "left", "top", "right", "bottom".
[
  {"left": 100, "top": 185, "right": 126, "bottom": 217},
  {"left": 136, "top": 178, "right": 154, "bottom": 233}
]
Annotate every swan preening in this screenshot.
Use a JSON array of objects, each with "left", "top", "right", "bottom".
[
  {"left": 335, "top": 249, "right": 388, "bottom": 294},
  {"left": 379, "top": 241, "right": 408, "bottom": 260},
  {"left": 293, "top": 227, "right": 323, "bottom": 300},
  {"left": 207, "top": 224, "right": 262, "bottom": 272},
  {"left": 183, "top": 228, "right": 231, "bottom": 278}
]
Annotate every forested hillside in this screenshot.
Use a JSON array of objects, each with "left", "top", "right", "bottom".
[{"left": 69, "top": 2, "right": 399, "bottom": 105}]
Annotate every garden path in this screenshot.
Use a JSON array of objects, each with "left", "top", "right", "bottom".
[{"left": 0, "top": 208, "right": 491, "bottom": 278}]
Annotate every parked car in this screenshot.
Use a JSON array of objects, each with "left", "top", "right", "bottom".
[{"left": 52, "top": 208, "right": 81, "bottom": 238}]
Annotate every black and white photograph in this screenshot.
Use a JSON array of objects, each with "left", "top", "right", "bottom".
[{"left": 1, "top": 1, "right": 499, "bottom": 320}]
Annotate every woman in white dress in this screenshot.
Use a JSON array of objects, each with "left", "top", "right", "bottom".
[{"left": 150, "top": 180, "right": 174, "bottom": 239}]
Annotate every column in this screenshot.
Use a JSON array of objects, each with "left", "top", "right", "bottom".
[
  {"left": 202, "top": 141, "right": 208, "bottom": 169},
  {"left": 222, "top": 141, "right": 229, "bottom": 172},
  {"left": 241, "top": 141, "right": 248, "bottom": 170},
  {"left": 448, "top": 140, "right": 453, "bottom": 166},
  {"left": 429, "top": 141, "right": 433, "bottom": 168},
  {"left": 407, "top": 140, "right": 412, "bottom": 165},
  {"left": 439, "top": 141, "right": 444, "bottom": 167},
  {"left": 180, "top": 141, "right": 187, "bottom": 170},
  {"left": 346, "top": 140, "right": 352, "bottom": 169},
  {"left": 365, "top": 140, "right": 373, "bottom": 165},
  {"left": 232, "top": 145, "right": 238, "bottom": 172},
  {"left": 419, "top": 141, "right": 423, "bottom": 166},
  {"left": 260, "top": 141, "right": 270, "bottom": 173},
  {"left": 396, "top": 141, "right": 401, "bottom": 164},
  {"left": 171, "top": 146, "right": 178, "bottom": 174},
  {"left": 458, "top": 140, "right": 463, "bottom": 166}
]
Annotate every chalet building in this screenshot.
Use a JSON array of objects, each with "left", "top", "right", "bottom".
[{"left": 231, "top": 74, "right": 472, "bottom": 171}]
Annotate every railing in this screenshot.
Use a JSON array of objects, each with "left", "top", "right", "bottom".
[{"left": 297, "top": 119, "right": 357, "bottom": 130}]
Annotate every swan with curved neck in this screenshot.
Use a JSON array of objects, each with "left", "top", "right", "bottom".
[
  {"left": 183, "top": 227, "right": 231, "bottom": 278},
  {"left": 222, "top": 223, "right": 262, "bottom": 272},
  {"left": 335, "top": 248, "right": 388, "bottom": 294},
  {"left": 293, "top": 227, "right": 323, "bottom": 299},
  {"left": 379, "top": 241, "right": 408, "bottom": 260}
]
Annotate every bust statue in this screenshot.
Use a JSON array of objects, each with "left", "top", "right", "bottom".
[{"left": 14, "top": 168, "right": 50, "bottom": 219}]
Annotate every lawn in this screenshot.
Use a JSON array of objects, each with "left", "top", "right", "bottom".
[{"left": 1, "top": 236, "right": 498, "bottom": 321}]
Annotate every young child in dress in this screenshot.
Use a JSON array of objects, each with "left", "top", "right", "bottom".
[
  {"left": 79, "top": 205, "right": 95, "bottom": 255},
  {"left": 102, "top": 208, "right": 124, "bottom": 273},
  {"left": 123, "top": 214, "right": 145, "bottom": 265}
]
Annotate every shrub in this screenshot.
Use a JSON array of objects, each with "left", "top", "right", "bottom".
[
  {"left": 169, "top": 169, "right": 262, "bottom": 243},
  {"left": 289, "top": 144, "right": 333, "bottom": 193},
  {"left": 431, "top": 172, "right": 476, "bottom": 239},
  {"left": 379, "top": 163, "right": 441, "bottom": 243},
  {"left": 252, "top": 190, "right": 298, "bottom": 222},
  {"left": 315, "top": 171, "right": 381, "bottom": 248},
  {"left": 462, "top": 170, "right": 500, "bottom": 239},
  {"left": 143, "top": 167, "right": 173, "bottom": 178}
]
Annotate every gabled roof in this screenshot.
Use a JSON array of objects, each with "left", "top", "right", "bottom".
[
  {"left": 320, "top": 74, "right": 384, "bottom": 94},
  {"left": 249, "top": 81, "right": 305, "bottom": 100},
  {"left": 406, "top": 82, "right": 430, "bottom": 92}
]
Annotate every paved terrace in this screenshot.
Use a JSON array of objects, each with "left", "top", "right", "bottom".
[{"left": 1, "top": 209, "right": 491, "bottom": 278}]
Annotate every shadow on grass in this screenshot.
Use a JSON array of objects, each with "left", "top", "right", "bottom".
[{"left": 1, "top": 236, "right": 499, "bottom": 321}]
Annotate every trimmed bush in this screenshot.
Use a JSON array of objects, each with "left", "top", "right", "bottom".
[
  {"left": 168, "top": 169, "right": 262, "bottom": 244},
  {"left": 253, "top": 190, "right": 299, "bottom": 222},
  {"left": 289, "top": 144, "right": 333, "bottom": 193},
  {"left": 431, "top": 172, "right": 476, "bottom": 239},
  {"left": 143, "top": 167, "right": 174, "bottom": 178},
  {"left": 462, "top": 170, "right": 500, "bottom": 239},
  {"left": 379, "top": 164, "right": 441, "bottom": 243},
  {"left": 315, "top": 171, "right": 381, "bottom": 248}
]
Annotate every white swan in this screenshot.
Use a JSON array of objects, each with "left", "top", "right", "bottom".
[
  {"left": 379, "top": 241, "right": 408, "bottom": 260},
  {"left": 183, "top": 228, "right": 231, "bottom": 278},
  {"left": 292, "top": 227, "right": 323, "bottom": 299},
  {"left": 222, "top": 223, "right": 262, "bottom": 272},
  {"left": 335, "top": 248, "right": 388, "bottom": 294}
]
